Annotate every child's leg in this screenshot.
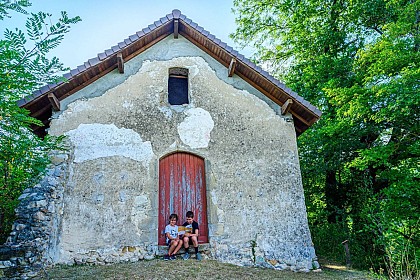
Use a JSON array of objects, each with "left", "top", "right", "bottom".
[
  {"left": 191, "top": 236, "right": 198, "bottom": 247},
  {"left": 172, "top": 239, "right": 183, "bottom": 255},
  {"left": 183, "top": 236, "right": 190, "bottom": 250},
  {"left": 191, "top": 236, "right": 199, "bottom": 254},
  {"left": 168, "top": 240, "right": 179, "bottom": 255}
]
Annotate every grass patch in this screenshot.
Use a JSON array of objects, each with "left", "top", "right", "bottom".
[{"left": 35, "top": 259, "right": 370, "bottom": 279}]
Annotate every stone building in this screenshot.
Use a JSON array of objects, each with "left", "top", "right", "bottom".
[{"left": 10, "top": 9, "right": 321, "bottom": 272}]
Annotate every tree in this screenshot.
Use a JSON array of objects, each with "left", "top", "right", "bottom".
[
  {"left": 232, "top": 0, "right": 419, "bottom": 275},
  {"left": 0, "top": 0, "right": 80, "bottom": 242}
]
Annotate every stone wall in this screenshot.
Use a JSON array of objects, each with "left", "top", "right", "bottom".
[{"left": 0, "top": 152, "right": 68, "bottom": 279}]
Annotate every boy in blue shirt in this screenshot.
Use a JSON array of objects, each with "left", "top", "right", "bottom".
[{"left": 182, "top": 211, "right": 201, "bottom": 261}]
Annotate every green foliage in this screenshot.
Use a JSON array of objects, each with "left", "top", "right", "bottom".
[
  {"left": 0, "top": 0, "right": 80, "bottom": 243},
  {"left": 232, "top": 0, "right": 419, "bottom": 276}
]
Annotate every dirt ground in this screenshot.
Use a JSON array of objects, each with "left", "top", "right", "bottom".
[{"left": 36, "top": 259, "right": 371, "bottom": 280}]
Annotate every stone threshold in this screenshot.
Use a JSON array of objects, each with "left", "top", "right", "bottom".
[{"left": 156, "top": 243, "right": 210, "bottom": 256}]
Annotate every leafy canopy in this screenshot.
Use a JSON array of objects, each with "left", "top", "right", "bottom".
[
  {"left": 232, "top": 0, "right": 419, "bottom": 274},
  {"left": 0, "top": 0, "right": 80, "bottom": 242}
]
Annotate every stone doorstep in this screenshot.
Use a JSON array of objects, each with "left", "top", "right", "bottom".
[{"left": 157, "top": 243, "right": 210, "bottom": 256}]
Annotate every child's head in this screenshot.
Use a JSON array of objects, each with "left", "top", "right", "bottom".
[
  {"left": 169, "top": 213, "right": 178, "bottom": 226},
  {"left": 185, "top": 211, "right": 194, "bottom": 224}
]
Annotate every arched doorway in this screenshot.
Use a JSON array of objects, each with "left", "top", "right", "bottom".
[{"left": 158, "top": 152, "right": 208, "bottom": 245}]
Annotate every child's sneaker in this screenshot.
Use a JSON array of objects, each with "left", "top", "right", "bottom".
[
  {"left": 196, "top": 252, "right": 202, "bottom": 261},
  {"left": 164, "top": 255, "right": 170, "bottom": 261},
  {"left": 170, "top": 255, "right": 176, "bottom": 260},
  {"left": 183, "top": 252, "right": 190, "bottom": 260}
]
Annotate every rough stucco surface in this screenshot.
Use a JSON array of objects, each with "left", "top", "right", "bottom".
[{"left": 47, "top": 36, "right": 317, "bottom": 270}]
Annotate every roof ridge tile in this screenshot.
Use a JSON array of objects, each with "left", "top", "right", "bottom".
[{"left": 172, "top": 9, "right": 181, "bottom": 19}]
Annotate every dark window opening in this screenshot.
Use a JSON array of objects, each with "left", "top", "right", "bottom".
[{"left": 168, "top": 67, "right": 189, "bottom": 105}]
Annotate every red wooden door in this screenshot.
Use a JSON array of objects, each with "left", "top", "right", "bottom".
[{"left": 158, "top": 152, "right": 208, "bottom": 245}]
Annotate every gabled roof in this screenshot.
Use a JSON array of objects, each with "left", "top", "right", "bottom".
[{"left": 18, "top": 9, "right": 321, "bottom": 137}]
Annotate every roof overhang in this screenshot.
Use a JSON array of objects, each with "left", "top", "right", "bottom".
[{"left": 18, "top": 9, "right": 321, "bottom": 137}]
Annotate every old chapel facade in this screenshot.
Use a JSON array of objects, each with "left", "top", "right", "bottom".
[{"left": 13, "top": 10, "right": 321, "bottom": 271}]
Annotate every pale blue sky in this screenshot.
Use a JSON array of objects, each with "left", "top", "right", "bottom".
[{"left": 2, "top": 0, "right": 251, "bottom": 69}]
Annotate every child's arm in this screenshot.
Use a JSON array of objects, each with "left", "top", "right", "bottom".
[
  {"left": 166, "top": 232, "right": 179, "bottom": 241},
  {"left": 186, "top": 227, "right": 199, "bottom": 237}
]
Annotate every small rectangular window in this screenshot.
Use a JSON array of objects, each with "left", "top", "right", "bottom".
[{"left": 168, "top": 67, "right": 189, "bottom": 105}]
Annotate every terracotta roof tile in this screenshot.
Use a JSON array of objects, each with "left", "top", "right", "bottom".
[
  {"left": 129, "top": 34, "right": 138, "bottom": 42},
  {"left": 98, "top": 52, "right": 107, "bottom": 60},
  {"left": 267, "top": 75, "right": 276, "bottom": 84},
  {"left": 154, "top": 20, "right": 162, "bottom": 27},
  {"left": 190, "top": 21, "right": 198, "bottom": 28},
  {"left": 63, "top": 73, "right": 72, "bottom": 79},
  {"left": 23, "top": 96, "right": 33, "bottom": 104},
  {"left": 70, "top": 68, "right": 79, "bottom": 76},
  {"left": 105, "top": 49, "right": 114, "bottom": 56},
  {"left": 39, "top": 85, "right": 50, "bottom": 95},
  {"left": 16, "top": 99, "right": 25, "bottom": 107},
  {"left": 117, "top": 42, "right": 126, "bottom": 49},
  {"left": 53, "top": 81, "right": 64, "bottom": 87},
  {"left": 296, "top": 95, "right": 304, "bottom": 103},
  {"left": 160, "top": 17, "right": 169, "bottom": 24},
  {"left": 219, "top": 41, "right": 227, "bottom": 49},
  {"left": 88, "top": 57, "right": 100, "bottom": 66},
  {"left": 306, "top": 102, "right": 316, "bottom": 112},
  {"left": 111, "top": 45, "right": 120, "bottom": 52},
  {"left": 166, "top": 13, "right": 174, "bottom": 20},
  {"left": 25, "top": 94, "right": 35, "bottom": 102},
  {"left": 260, "top": 70, "right": 270, "bottom": 77}
]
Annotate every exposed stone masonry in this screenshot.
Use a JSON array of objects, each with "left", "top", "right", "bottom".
[{"left": 0, "top": 152, "right": 68, "bottom": 279}]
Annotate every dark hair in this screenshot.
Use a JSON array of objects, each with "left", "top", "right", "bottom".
[
  {"left": 169, "top": 213, "right": 178, "bottom": 221},
  {"left": 186, "top": 211, "right": 194, "bottom": 218}
]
